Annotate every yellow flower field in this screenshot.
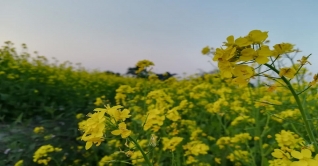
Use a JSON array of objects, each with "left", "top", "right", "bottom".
[{"left": 1, "top": 30, "right": 318, "bottom": 166}]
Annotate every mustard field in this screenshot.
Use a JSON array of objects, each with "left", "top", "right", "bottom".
[{"left": 1, "top": 30, "right": 318, "bottom": 166}]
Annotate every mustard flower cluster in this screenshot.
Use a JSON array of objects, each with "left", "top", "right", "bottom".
[
  {"left": 268, "top": 130, "right": 318, "bottom": 166},
  {"left": 135, "top": 59, "right": 154, "bottom": 74},
  {"left": 161, "top": 137, "right": 183, "bottom": 151},
  {"left": 202, "top": 30, "right": 298, "bottom": 87},
  {"left": 33, "top": 144, "right": 62, "bottom": 165},
  {"left": 80, "top": 105, "right": 132, "bottom": 150},
  {"left": 275, "top": 130, "right": 303, "bottom": 150}
]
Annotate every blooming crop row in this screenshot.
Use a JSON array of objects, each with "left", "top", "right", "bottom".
[{"left": 3, "top": 30, "right": 318, "bottom": 166}]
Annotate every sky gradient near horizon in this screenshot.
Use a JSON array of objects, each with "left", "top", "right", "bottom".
[{"left": 1, "top": 1, "right": 318, "bottom": 76}]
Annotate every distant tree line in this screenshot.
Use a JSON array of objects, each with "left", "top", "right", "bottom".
[{"left": 104, "top": 66, "right": 177, "bottom": 81}]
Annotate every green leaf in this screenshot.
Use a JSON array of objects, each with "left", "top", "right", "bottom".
[{"left": 13, "top": 113, "right": 23, "bottom": 124}]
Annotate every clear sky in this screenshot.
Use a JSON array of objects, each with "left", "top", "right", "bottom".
[{"left": 1, "top": 1, "right": 318, "bottom": 76}]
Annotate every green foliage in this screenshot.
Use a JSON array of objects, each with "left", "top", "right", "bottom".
[
  {"left": 0, "top": 42, "right": 140, "bottom": 165},
  {"left": 0, "top": 41, "right": 139, "bottom": 121}
]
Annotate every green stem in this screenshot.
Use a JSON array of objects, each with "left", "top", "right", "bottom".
[
  {"left": 129, "top": 136, "right": 153, "bottom": 166},
  {"left": 247, "top": 87, "right": 264, "bottom": 166},
  {"left": 245, "top": 142, "right": 257, "bottom": 166},
  {"left": 297, "top": 85, "right": 312, "bottom": 95},
  {"left": 261, "top": 114, "right": 271, "bottom": 137},
  {"left": 216, "top": 114, "right": 229, "bottom": 135},
  {"left": 264, "top": 64, "right": 318, "bottom": 151}
]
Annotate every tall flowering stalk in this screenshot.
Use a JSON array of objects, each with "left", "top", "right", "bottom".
[{"left": 202, "top": 30, "right": 318, "bottom": 163}]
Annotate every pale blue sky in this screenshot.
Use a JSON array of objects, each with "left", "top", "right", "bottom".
[{"left": 1, "top": 1, "right": 318, "bottom": 76}]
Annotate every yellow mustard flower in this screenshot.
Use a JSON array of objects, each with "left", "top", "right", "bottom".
[
  {"left": 14, "top": 160, "right": 23, "bottom": 166},
  {"left": 33, "top": 144, "right": 61, "bottom": 165},
  {"left": 227, "top": 150, "right": 250, "bottom": 163},
  {"left": 235, "top": 37, "right": 252, "bottom": 47},
  {"left": 94, "top": 97, "right": 103, "bottom": 106},
  {"left": 33, "top": 126, "right": 45, "bottom": 134},
  {"left": 216, "top": 137, "right": 231, "bottom": 149},
  {"left": 218, "top": 60, "right": 234, "bottom": 78},
  {"left": 104, "top": 105, "right": 131, "bottom": 122},
  {"left": 233, "top": 65, "right": 254, "bottom": 79},
  {"left": 273, "top": 43, "right": 294, "bottom": 56},
  {"left": 130, "top": 151, "right": 144, "bottom": 165},
  {"left": 166, "top": 107, "right": 181, "bottom": 121},
  {"left": 223, "top": 35, "right": 235, "bottom": 47},
  {"left": 162, "top": 137, "right": 183, "bottom": 151},
  {"left": 291, "top": 149, "right": 318, "bottom": 166},
  {"left": 279, "top": 67, "right": 296, "bottom": 79},
  {"left": 135, "top": 60, "right": 154, "bottom": 74},
  {"left": 297, "top": 56, "right": 311, "bottom": 65},
  {"left": 111, "top": 122, "right": 132, "bottom": 138},
  {"left": 183, "top": 141, "right": 209, "bottom": 156},
  {"left": 76, "top": 113, "right": 84, "bottom": 119},
  {"left": 256, "top": 45, "right": 272, "bottom": 64},
  {"left": 186, "top": 156, "right": 198, "bottom": 165},
  {"left": 275, "top": 130, "right": 303, "bottom": 149},
  {"left": 80, "top": 108, "right": 107, "bottom": 150},
  {"left": 247, "top": 30, "right": 268, "bottom": 44},
  {"left": 98, "top": 155, "right": 114, "bottom": 166},
  {"left": 230, "top": 133, "right": 252, "bottom": 144},
  {"left": 201, "top": 46, "right": 210, "bottom": 55},
  {"left": 240, "top": 48, "right": 256, "bottom": 62}
]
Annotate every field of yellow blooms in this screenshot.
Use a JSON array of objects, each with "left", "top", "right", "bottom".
[{"left": 1, "top": 30, "right": 318, "bottom": 166}]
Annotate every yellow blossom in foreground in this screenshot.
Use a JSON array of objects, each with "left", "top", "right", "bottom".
[
  {"left": 143, "top": 109, "right": 165, "bottom": 131},
  {"left": 247, "top": 30, "right": 268, "bottom": 44},
  {"left": 256, "top": 45, "right": 271, "bottom": 64},
  {"left": 218, "top": 60, "right": 234, "bottom": 78},
  {"left": 111, "top": 122, "right": 132, "bottom": 138},
  {"left": 105, "top": 105, "right": 131, "bottom": 122},
  {"left": 279, "top": 67, "right": 296, "bottom": 79},
  {"left": 80, "top": 107, "right": 108, "bottom": 150},
  {"left": 273, "top": 43, "right": 294, "bottom": 56},
  {"left": 290, "top": 149, "right": 318, "bottom": 166},
  {"left": 271, "top": 149, "right": 291, "bottom": 160}
]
